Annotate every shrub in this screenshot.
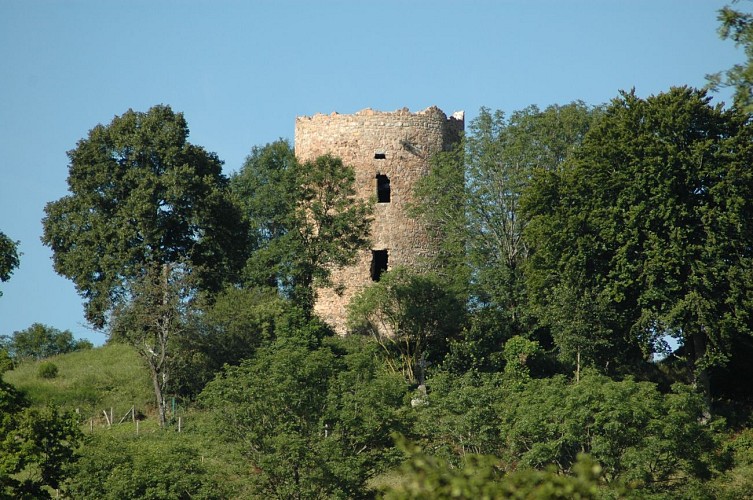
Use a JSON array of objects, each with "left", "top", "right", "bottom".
[{"left": 38, "top": 361, "right": 59, "bottom": 379}]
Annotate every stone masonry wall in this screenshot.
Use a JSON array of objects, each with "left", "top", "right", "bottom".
[{"left": 295, "top": 106, "right": 464, "bottom": 333}]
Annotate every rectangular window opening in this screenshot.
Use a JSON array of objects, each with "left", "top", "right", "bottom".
[
  {"left": 376, "top": 174, "right": 390, "bottom": 203},
  {"left": 371, "top": 250, "right": 388, "bottom": 281},
  {"left": 374, "top": 152, "right": 386, "bottom": 159}
]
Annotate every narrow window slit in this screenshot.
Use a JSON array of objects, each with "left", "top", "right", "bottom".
[
  {"left": 374, "top": 152, "right": 386, "bottom": 159},
  {"left": 371, "top": 250, "right": 388, "bottom": 281},
  {"left": 376, "top": 174, "right": 390, "bottom": 203}
]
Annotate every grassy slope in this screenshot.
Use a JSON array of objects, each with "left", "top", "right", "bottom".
[{"left": 2, "top": 342, "right": 154, "bottom": 420}]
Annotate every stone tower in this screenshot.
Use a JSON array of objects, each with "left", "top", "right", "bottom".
[{"left": 295, "top": 106, "right": 464, "bottom": 333}]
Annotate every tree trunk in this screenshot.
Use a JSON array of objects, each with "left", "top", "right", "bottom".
[
  {"left": 150, "top": 364, "right": 166, "bottom": 427},
  {"left": 690, "top": 330, "right": 712, "bottom": 421}
]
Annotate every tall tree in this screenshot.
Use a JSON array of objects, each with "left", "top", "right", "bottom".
[
  {"left": 465, "top": 104, "right": 597, "bottom": 336},
  {"left": 409, "top": 141, "right": 469, "bottom": 298},
  {"left": 232, "top": 145, "right": 372, "bottom": 317},
  {"left": 42, "top": 105, "right": 246, "bottom": 424},
  {"left": 230, "top": 140, "right": 299, "bottom": 289},
  {"left": 525, "top": 88, "right": 753, "bottom": 402},
  {"left": 109, "top": 262, "right": 193, "bottom": 426},
  {"left": 42, "top": 105, "right": 246, "bottom": 329}
]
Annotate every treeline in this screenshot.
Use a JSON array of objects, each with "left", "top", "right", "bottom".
[
  {"left": 3, "top": 5, "right": 753, "bottom": 496},
  {"left": 2, "top": 89, "right": 751, "bottom": 498}
]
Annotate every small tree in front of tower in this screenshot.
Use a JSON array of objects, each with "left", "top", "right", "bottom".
[
  {"left": 288, "top": 154, "right": 373, "bottom": 316},
  {"left": 347, "top": 267, "right": 465, "bottom": 385},
  {"left": 233, "top": 144, "right": 373, "bottom": 318}
]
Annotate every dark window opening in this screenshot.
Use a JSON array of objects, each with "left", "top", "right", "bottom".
[
  {"left": 376, "top": 174, "right": 390, "bottom": 203},
  {"left": 374, "top": 152, "right": 386, "bottom": 159},
  {"left": 371, "top": 250, "right": 388, "bottom": 281}
]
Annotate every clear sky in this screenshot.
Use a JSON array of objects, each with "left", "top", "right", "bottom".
[{"left": 0, "top": 0, "right": 741, "bottom": 345}]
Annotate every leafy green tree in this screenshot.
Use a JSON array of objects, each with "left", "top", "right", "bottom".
[
  {"left": 525, "top": 87, "right": 753, "bottom": 398},
  {"left": 707, "top": 3, "right": 753, "bottom": 112},
  {"left": 409, "top": 141, "right": 469, "bottom": 298},
  {"left": 348, "top": 267, "right": 465, "bottom": 384},
  {"left": 42, "top": 105, "right": 246, "bottom": 425},
  {"left": 64, "top": 433, "right": 222, "bottom": 499},
  {"left": 200, "top": 336, "right": 409, "bottom": 498},
  {"left": 412, "top": 371, "right": 508, "bottom": 461},
  {"left": 287, "top": 154, "right": 373, "bottom": 315},
  {"left": 411, "top": 104, "right": 598, "bottom": 374},
  {"left": 200, "top": 341, "right": 339, "bottom": 498},
  {"left": 0, "top": 380, "right": 81, "bottom": 498},
  {"left": 465, "top": 104, "right": 597, "bottom": 337},
  {"left": 42, "top": 104, "right": 246, "bottom": 330},
  {"left": 322, "top": 337, "right": 412, "bottom": 490},
  {"left": 231, "top": 144, "right": 373, "bottom": 316},
  {"left": 496, "top": 372, "right": 718, "bottom": 493},
  {"left": 8, "top": 323, "right": 86, "bottom": 361},
  {"left": 109, "top": 262, "right": 194, "bottom": 426},
  {"left": 231, "top": 140, "right": 298, "bottom": 288},
  {"left": 169, "top": 286, "right": 289, "bottom": 398},
  {"left": 0, "top": 231, "right": 20, "bottom": 298}
]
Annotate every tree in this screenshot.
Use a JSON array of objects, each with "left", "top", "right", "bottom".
[
  {"left": 409, "top": 141, "right": 469, "bottom": 298},
  {"left": 0, "top": 231, "right": 20, "bottom": 298},
  {"left": 231, "top": 145, "right": 372, "bottom": 316},
  {"left": 200, "top": 337, "right": 408, "bottom": 498},
  {"left": 464, "top": 104, "right": 597, "bottom": 337},
  {"left": 496, "top": 373, "right": 716, "bottom": 492},
  {"left": 42, "top": 104, "right": 246, "bottom": 330},
  {"left": 230, "top": 140, "right": 299, "bottom": 289},
  {"left": 525, "top": 88, "right": 753, "bottom": 402},
  {"left": 347, "top": 267, "right": 465, "bottom": 384},
  {"left": 64, "top": 433, "right": 222, "bottom": 499},
  {"left": 410, "top": 104, "right": 598, "bottom": 374},
  {"left": 109, "top": 262, "right": 193, "bottom": 426},
  {"left": 42, "top": 105, "right": 246, "bottom": 425},
  {"left": 0, "top": 380, "right": 81, "bottom": 498},
  {"left": 8, "top": 323, "right": 89, "bottom": 361},
  {"left": 707, "top": 2, "right": 753, "bottom": 112}
]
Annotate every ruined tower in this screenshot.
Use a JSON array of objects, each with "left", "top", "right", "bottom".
[{"left": 295, "top": 106, "right": 464, "bottom": 333}]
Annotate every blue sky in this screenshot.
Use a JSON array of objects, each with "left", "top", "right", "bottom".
[{"left": 0, "top": 0, "right": 741, "bottom": 344}]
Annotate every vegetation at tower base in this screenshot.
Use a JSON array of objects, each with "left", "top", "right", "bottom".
[
  {"left": 41, "top": 105, "right": 247, "bottom": 426},
  {"left": 347, "top": 267, "right": 465, "bottom": 385},
  {"left": 524, "top": 87, "right": 753, "bottom": 406},
  {"left": 231, "top": 141, "right": 373, "bottom": 317}
]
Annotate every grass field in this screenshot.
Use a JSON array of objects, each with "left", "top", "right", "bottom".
[{"left": 2, "top": 342, "right": 154, "bottom": 422}]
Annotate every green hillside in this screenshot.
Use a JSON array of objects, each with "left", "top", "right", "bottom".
[{"left": 2, "top": 342, "right": 154, "bottom": 419}]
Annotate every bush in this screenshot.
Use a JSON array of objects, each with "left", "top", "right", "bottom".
[{"left": 38, "top": 361, "right": 58, "bottom": 379}]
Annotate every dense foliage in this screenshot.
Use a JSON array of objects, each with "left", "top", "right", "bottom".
[
  {"left": 231, "top": 141, "right": 373, "bottom": 316},
  {"left": 1, "top": 323, "right": 92, "bottom": 361},
  {"left": 0, "top": 379, "right": 81, "bottom": 498},
  {"left": 8, "top": 7, "right": 753, "bottom": 495},
  {"left": 41, "top": 105, "right": 246, "bottom": 330},
  {"left": 525, "top": 87, "right": 753, "bottom": 401}
]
